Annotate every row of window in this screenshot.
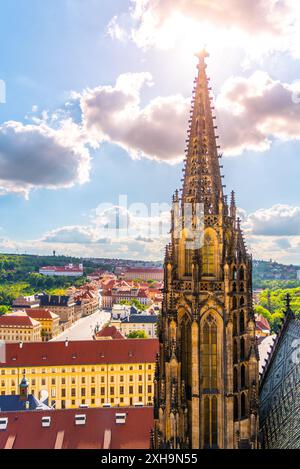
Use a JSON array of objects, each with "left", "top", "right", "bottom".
[
  {"left": 1, "top": 374, "right": 153, "bottom": 387},
  {"left": 56, "top": 385, "right": 153, "bottom": 397},
  {"left": 0, "top": 335, "right": 40, "bottom": 340},
  {"left": 1, "top": 384, "right": 153, "bottom": 398},
  {"left": 1, "top": 364, "right": 153, "bottom": 375}
]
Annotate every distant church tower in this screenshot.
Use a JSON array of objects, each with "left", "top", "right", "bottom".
[{"left": 153, "top": 51, "right": 259, "bottom": 449}]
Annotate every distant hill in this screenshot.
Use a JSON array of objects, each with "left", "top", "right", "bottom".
[
  {"left": 0, "top": 253, "right": 162, "bottom": 280},
  {"left": 1, "top": 252, "right": 299, "bottom": 287},
  {"left": 253, "top": 259, "right": 299, "bottom": 282}
]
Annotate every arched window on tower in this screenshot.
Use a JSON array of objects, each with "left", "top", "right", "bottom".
[
  {"left": 233, "top": 367, "right": 238, "bottom": 392},
  {"left": 240, "top": 311, "right": 245, "bottom": 334},
  {"left": 233, "top": 267, "right": 237, "bottom": 280},
  {"left": 239, "top": 266, "right": 245, "bottom": 280},
  {"left": 202, "top": 234, "right": 215, "bottom": 276},
  {"left": 202, "top": 316, "right": 218, "bottom": 390},
  {"left": 202, "top": 314, "right": 219, "bottom": 449},
  {"left": 204, "top": 397, "right": 210, "bottom": 447},
  {"left": 203, "top": 396, "right": 218, "bottom": 448},
  {"left": 233, "top": 313, "right": 238, "bottom": 336},
  {"left": 184, "top": 246, "right": 193, "bottom": 276},
  {"left": 181, "top": 317, "right": 192, "bottom": 400},
  {"left": 241, "top": 393, "right": 247, "bottom": 418},
  {"left": 232, "top": 297, "right": 237, "bottom": 310},
  {"left": 212, "top": 396, "right": 218, "bottom": 447},
  {"left": 233, "top": 339, "right": 238, "bottom": 364},
  {"left": 241, "top": 364, "right": 246, "bottom": 389},
  {"left": 240, "top": 337, "right": 245, "bottom": 361}
]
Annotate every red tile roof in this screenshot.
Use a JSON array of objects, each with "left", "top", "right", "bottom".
[
  {"left": 0, "top": 407, "right": 153, "bottom": 449},
  {"left": 25, "top": 308, "right": 58, "bottom": 320},
  {"left": 96, "top": 326, "right": 124, "bottom": 340},
  {"left": 255, "top": 314, "right": 271, "bottom": 332},
  {"left": 2, "top": 339, "right": 159, "bottom": 367},
  {"left": 0, "top": 315, "right": 38, "bottom": 328}
]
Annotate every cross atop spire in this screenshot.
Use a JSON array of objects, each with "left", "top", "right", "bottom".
[
  {"left": 195, "top": 48, "right": 209, "bottom": 62},
  {"left": 182, "top": 49, "right": 223, "bottom": 213}
]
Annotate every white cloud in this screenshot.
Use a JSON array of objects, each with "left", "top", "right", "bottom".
[
  {"left": 0, "top": 119, "right": 90, "bottom": 197},
  {"left": 42, "top": 226, "right": 103, "bottom": 245},
  {"left": 246, "top": 234, "right": 300, "bottom": 264},
  {"left": 3, "top": 67, "right": 300, "bottom": 198},
  {"left": 241, "top": 203, "right": 300, "bottom": 264},
  {"left": 112, "top": 0, "right": 300, "bottom": 56},
  {"left": 245, "top": 204, "right": 300, "bottom": 236},
  {"left": 107, "top": 15, "right": 128, "bottom": 42},
  {"left": 42, "top": 203, "right": 170, "bottom": 243},
  {"left": 217, "top": 71, "right": 300, "bottom": 155},
  {"left": 38, "top": 203, "right": 171, "bottom": 260},
  {"left": 3, "top": 201, "right": 300, "bottom": 263},
  {"left": 80, "top": 72, "right": 189, "bottom": 162},
  {"left": 80, "top": 69, "right": 300, "bottom": 160}
]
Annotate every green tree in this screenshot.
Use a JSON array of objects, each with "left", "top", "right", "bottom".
[
  {"left": 269, "top": 311, "right": 285, "bottom": 334},
  {"left": 119, "top": 298, "right": 147, "bottom": 311},
  {"left": 0, "top": 305, "right": 10, "bottom": 315},
  {"left": 254, "top": 305, "right": 272, "bottom": 322},
  {"left": 127, "top": 330, "right": 148, "bottom": 339}
]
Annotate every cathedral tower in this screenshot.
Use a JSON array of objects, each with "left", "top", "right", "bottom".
[{"left": 153, "top": 51, "right": 259, "bottom": 449}]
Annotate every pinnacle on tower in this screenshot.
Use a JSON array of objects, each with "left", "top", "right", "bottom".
[
  {"left": 284, "top": 293, "right": 294, "bottom": 318},
  {"left": 172, "top": 189, "right": 179, "bottom": 203},
  {"left": 230, "top": 190, "right": 236, "bottom": 208},
  {"left": 230, "top": 190, "right": 237, "bottom": 219},
  {"left": 182, "top": 49, "right": 223, "bottom": 212}
]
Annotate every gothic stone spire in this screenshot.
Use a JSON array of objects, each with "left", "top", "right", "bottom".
[{"left": 182, "top": 50, "right": 223, "bottom": 213}]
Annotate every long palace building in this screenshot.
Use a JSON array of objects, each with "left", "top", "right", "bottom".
[
  {"left": 0, "top": 339, "right": 158, "bottom": 409},
  {"left": 153, "top": 51, "right": 259, "bottom": 449}
]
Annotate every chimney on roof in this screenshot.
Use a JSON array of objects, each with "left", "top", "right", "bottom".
[
  {"left": 75, "top": 414, "right": 86, "bottom": 426},
  {"left": 65, "top": 339, "right": 69, "bottom": 347},
  {"left": 41, "top": 416, "right": 51, "bottom": 428},
  {"left": 19, "top": 341, "right": 23, "bottom": 349},
  {"left": 115, "top": 413, "right": 127, "bottom": 424}
]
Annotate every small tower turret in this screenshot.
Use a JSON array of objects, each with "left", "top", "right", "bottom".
[{"left": 19, "top": 374, "right": 29, "bottom": 402}]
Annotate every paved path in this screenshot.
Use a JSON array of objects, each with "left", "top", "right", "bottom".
[{"left": 51, "top": 309, "right": 111, "bottom": 342}]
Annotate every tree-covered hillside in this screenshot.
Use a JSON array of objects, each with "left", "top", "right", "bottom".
[
  {"left": 0, "top": 254, "right": 95, "bottom": 308},
  {"left": 253, "top": 259, "right": 300, "bottom": 288}
]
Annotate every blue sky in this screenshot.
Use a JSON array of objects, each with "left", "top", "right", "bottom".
[{"left": 0, "top": 0, "right": 300, "bottom": 262}]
